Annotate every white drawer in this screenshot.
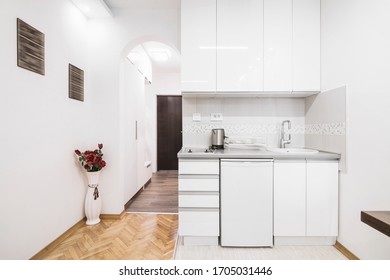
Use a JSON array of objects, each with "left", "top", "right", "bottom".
[
  {"left": 179, "top": 159, "right": 219, "bottom": 175},
  {"left": 179, "top": 192, "right": 219, "bottom": 208},
  {"left": 179, "top": 176, "right": 219, "bottom": 192},
  {"left": 179, "top": 209, "right": 220, "bottom": 236}
]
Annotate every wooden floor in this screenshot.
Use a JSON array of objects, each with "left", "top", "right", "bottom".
[
  {"left": 126, "top": 170, "right": 178, "bottom": 213},
  {"left": 37, "top": 213, "right": 178, "bottom": 260}
]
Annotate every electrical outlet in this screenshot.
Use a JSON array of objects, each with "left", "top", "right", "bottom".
[
  {"left": 192, "top": 113, "right": 201, "bottom": 122},
  {"left": 211, "top": 113, "right": 223, "bottom": 121}
]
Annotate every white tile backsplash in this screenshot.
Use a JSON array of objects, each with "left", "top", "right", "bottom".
[
  {"left": 305, "top": 86, "right": 347, "bottom": 171},
  {"left": 182, "top": 94, "right": 347, "bottom": 153},
  {"left": 182, "top": 97, "right": 306, "bottom": 148}
]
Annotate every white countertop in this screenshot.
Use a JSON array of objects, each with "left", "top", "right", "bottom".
[{"left": 177, "top": 147, "right": 341, "bottom": 160}]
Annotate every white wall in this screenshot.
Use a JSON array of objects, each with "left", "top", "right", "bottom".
[
  {"left": 321, "top": 0, "right": 390, "bottom": 259},
  {"left": 152, "top": 72, "right": 181, "bottom": 95},
  {"left": 0, "top": 0, "right": 92, "bottom": 259}
]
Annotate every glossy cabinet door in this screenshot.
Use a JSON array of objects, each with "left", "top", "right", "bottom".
[
  {"left": 274, "top": 160, "right": 339, "bottom": 238},
  {"left": 292, "top": 0, "right": 320, "bottom": 92},
  {"left": 181, "top": 0, "right": 216, "bottom": 92},
  {"left": 306, "top": 161, "right": 339, "bottom": 236},
  {"left": 264, "top": 0, "right": 292, "bottom": 92},
  {"left": 274, "top": 160, "right": 306, "bottom": 236},
  {"left": 217, "top": 0, "right": 263, "bottom": 92}
]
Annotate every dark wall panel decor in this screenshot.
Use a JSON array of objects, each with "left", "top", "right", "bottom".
[
  {"left": 68, "top": 64, "right": 84, "bottom": 102},
  {"left": 17, "top": 18, "right": 45, "bottom": 75}
]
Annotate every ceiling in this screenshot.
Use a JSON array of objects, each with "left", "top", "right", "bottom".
[
  {"left": 138, "top": 41, "right": 180, "bottom": 73},
  {"left": 103, "top": 0, "right": 181, "bottom": 74},
  {"left": 104, "top": 0, "right": 180, "bottom": 10}
]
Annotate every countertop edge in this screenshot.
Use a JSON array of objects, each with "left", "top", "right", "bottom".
[
  {"left": 361, "top": 211, "right": 390, "bottom": 237},
  {"left": 177, "top": 149, "right": 341, "bottom": 160}
]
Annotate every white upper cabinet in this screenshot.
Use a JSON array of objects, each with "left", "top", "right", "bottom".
[
  {"left": 181, "top": 0, "right": 217, "bottom": 92},
  {"left": 217, "top": 0, "right": 263, "bottom": 92},
  {"left": 264, "top": 0, "right": 292, "bottom": 92},
  {"left": 293, "top": 0, "right": 320, "bottom": 92},
  {"left": 181, "top": 0, "right": 320, "bottom": 95}
]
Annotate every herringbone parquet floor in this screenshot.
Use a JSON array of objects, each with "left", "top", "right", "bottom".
[{"left": 38, "top": 213, "right": 178, "bottom": 260}]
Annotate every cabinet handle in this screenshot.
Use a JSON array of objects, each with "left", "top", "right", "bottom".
[{"left": 135, "top": 120, "right": 138, "bottom": 140}]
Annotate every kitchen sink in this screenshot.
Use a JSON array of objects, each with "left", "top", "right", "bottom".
[{"left": 267, "top": 148, "right": 319, "bottom": 154}]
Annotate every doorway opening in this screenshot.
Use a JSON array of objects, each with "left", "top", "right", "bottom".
[
  {"left": 157, "top": 95, "right": 182, "bottom": 171},
  {"left": 121, "top": 39, "right": 181, "bottom": 214}
]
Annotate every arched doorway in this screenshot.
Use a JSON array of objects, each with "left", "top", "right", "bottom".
[{"left": 120, "top": 37, "right": 181, "bottom": 213}]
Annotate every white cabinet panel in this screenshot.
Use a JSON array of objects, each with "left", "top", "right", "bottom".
[
  {"left": 306, "top": 161, "right": 339, "bottom": 236},
  {"left": 264, "top": 0, "right": 292, "bottom": 92},
  {"left": 181, "top": 0, "right": 216, "bottom": 92},
  {"left": 179, "top": 159, "right": 220, "bottom": 175},
  {"left": 274, "top": 161, "right": 306, "bottom": 236},
  {"left": 179, "top": 209, "right": 220, "bottom": 236},
  {"left": 217, "top": 0, "right": 263, "bottom": 91},
  {"left": 179, "top": 176, "right": 219, "bottom": 192},
  {"left": 292, "top": 0, "right": 320, "bottom": 92},
  {"left": 179, "top": 193, "right": 220, "bottom": 208}
]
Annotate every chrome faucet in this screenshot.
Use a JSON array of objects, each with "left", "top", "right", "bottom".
[{"left": 280, "top": 120, "right": 291, "bottom": 148}]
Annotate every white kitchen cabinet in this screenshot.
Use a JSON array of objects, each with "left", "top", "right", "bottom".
[
  {"left": 181, "top": 0, "right": 320, "bottom": 96},
  {"left": 178, "top": 159, "right": 220, "bottom": 245},
  {"left": 181, "top": 0, "right": 216, "bottom": 92},
  {"left": 217, "top": 0, "right": 263, "bottom": 92},
  {"left": 274, "top": 161, "right": 306, "bottom": 236},
  {"left": 292, "top": 0, "right": 320, "bottom": 92},
  {"left": 179, "top": 176, "right": 219, "bottom": 192},
  {"left": 264, "top": 0, "right": 292, "bottom": 92},
  {"left": 179, "top": 209, "right": 220, "bottom": 236},
  {"left": 179, "top": 159, "right": 220, "bottom": 175},
  {"left": 306, "top": 160, "right": 339, "bottom": 236},
  {"left": 179, "top": 192, "right": 219, "bottom": 208},
  {"left": 274, "top": 160, "right": 339, "bottom": 241}
]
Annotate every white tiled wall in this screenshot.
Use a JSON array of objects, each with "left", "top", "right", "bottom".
[
  {"left": 182, "top": 97, "right": 306, "bottom": 148},
  {"left": 305, "top": 86, "right": 347, "bottom": 171}
]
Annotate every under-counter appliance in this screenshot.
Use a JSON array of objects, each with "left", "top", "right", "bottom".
[
  {"left": 220, "top": 159, "right": 273, "bottom": 247},
  {"left": 211, "top": 128, "right": 225, "bottom": 149}
]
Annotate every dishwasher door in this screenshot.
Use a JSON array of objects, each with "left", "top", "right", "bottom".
[{"left": 220, "top": 159, "right": 273, "bottom": 247}]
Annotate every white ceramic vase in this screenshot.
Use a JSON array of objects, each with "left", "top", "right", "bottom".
[{"left": 85, "top": 171, "right": 102, "bottom": 225}]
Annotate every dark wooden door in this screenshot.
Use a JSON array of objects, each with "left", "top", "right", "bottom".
[{"left": 157, "top": 96, "right": 182, "bottom": 170}]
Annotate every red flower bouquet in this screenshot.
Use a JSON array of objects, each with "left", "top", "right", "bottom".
[{"left": 75, "top": 144, "right": 106, "bottom": 172}]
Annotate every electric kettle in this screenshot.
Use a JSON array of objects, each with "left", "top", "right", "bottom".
[{"left": 211, "top": 128, "right": 225, "bottom": 149}]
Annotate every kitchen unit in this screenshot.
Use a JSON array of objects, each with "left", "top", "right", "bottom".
[
  {"left": 178, "top": 155, "right": 220, "bottom": 245},
  {"left": 220, "top": 159, "right": 273, "bottom": 247},
  {"left": 274, "top": 160, "right": 339, "bottom": 245},
  {"left": 178, "top": 148, "right": 340, "bottom": 247},
  {"left": 181, "top": 0, "right": 320, "bottom": 95}
]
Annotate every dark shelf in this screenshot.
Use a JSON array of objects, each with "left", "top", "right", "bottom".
[{"left": 361, "top": 211, "right": 390, "bottom": 237}]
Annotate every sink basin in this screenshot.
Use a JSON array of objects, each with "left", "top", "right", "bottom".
[{"left": 267, "top": 148, "right": 319, "bottom": 154}]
